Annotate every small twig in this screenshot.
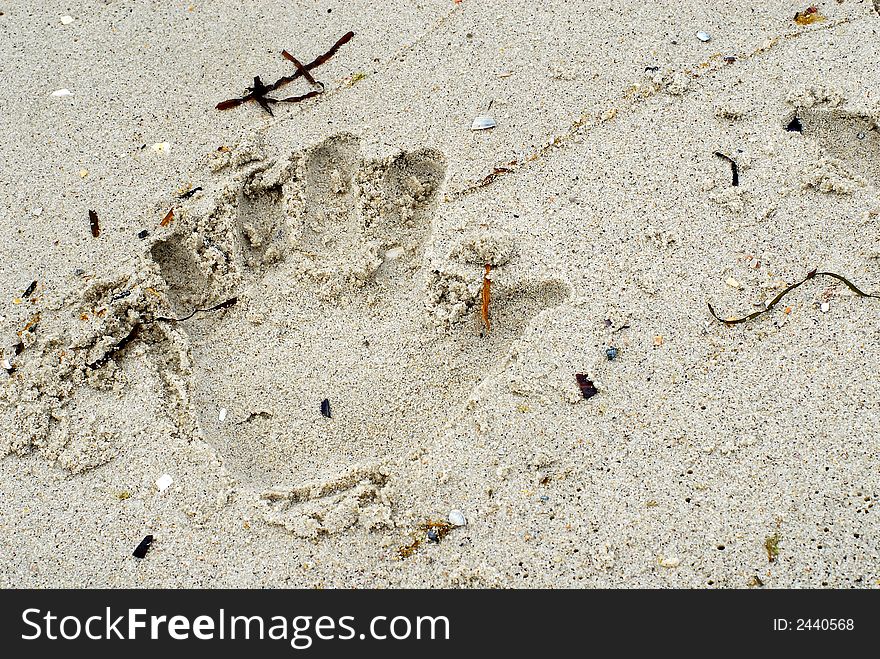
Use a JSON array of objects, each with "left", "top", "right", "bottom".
[
  {"left": 89, "top": 210, "right": 100, "bottom": 238},
  {"left": 280, "top": 50, "right": 324, "bottom": 90},
  {"left": 713, "top": 151, "right": 739, "bottom": 186},
  {"left": 277, "top": 89, "right": 325, "bottom": 104},
  {"left": 708, "top": 269, "right": 879, "bottom": 325},
  {"left": 216, "top": 32, "right": 354, "bottom": 115},
  {"left": 86, "top": 323, "right": 141, "bottom": 369},
  {"left": 178, "top": 186, "right": 203, "bottom": 200},
  {"left": 156, "top": 297, "right": 238, "bottom": 323}
]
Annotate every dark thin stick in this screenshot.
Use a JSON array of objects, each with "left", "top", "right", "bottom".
[
  {"left": 713, "top": 151, "right": 739, "bottom": 186},
  {"left": 281, "top": 50, "right": 323, "bottom": 90},
  {"left": 178, "top": 186, "right": 203, "bottom": 200},
  {"left": 89, "top": 210, "right": 100, "bottom": 238},
  {"left": 216, "top": 98, "right": 246, "bottom": 111},
  {"left": 23, "top": 280, "right": 37, "bottom": 298},
  {"left": 278, "top": 89, "right": 324, "bottom": 104},
  {"left": 156, "top": 297, "right": 238, "bottom": 323},
  {"left": 274, "top": 31, "right": 355, "bottom": 90},
  {"left": 708, "top": 269, "right": 879, "bottom": 325},
  {"left": 86, "top": 324, "right": 141, "bottom": 369}
]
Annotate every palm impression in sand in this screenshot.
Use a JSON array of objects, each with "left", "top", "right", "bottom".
[{"left": 2, "top": 133, "right": 570, "bottom": 538}]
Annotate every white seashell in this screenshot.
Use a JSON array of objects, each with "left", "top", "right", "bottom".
[
  {"left": 696, "top": 31, "right": 712, "bottom": 42},
  {"left": 31, "top": 208, "right": 43, "bottom": 216},
  {"left": 471, "top": 115, "right": 496, "bottom": 131},
  {"left": 156, "top": 474, "right": 174, "bottom": 491},
  {"left": 1, "top": 359, "right": 11, "bottom": 372},
  {"left": 384, "top": 246, "right": 404, "bottom": 261},
  {"left": 448, "top": 510, "right": 466, "bottom": 527},
  {"left": 658, "top": 556, "right": 681, "bottom": 568},
  {"left": 151, "top": 142, "right": 171, "bottom": 154},
  {"left": 820, "top": 302, "right": 830, "bottom": 313},
  {"left": 50, "top": 89, "right": 72, "bottom": 97},
  {"left": 218, "top": 407, "right": 227, "bottom": 422},
  {"left": 60, "top": 16, "right": 74, "bottom": 25}
]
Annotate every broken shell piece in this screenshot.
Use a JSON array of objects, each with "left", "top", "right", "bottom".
[
  {"left": 2, "top": 358, "right": 12, "bottom": 372},
  {"left": 820, "top": 302, "right": 830, "bottom": 313},
  {"left": 658, "top": 556, "right": 681, "bottom": 568},
  {"left": 384, "top": 246, "right": 405, "bottom": 261},
  {"left": 471, "top": 115, "right": 496, "bottom": 131},
  {"left": 60, "top": 16, "right": 74, "bottom": 25},
  {"left": 31, "top": 208, "right": 43, "bottom": 217},
  {"left": 50, "top": 89, "right": 72, "bottom": 97},
  {"left": 151, "top": 142, "right": 171, "bottom": 155},
  {"left": 726, "top": 277, "right": 742, "bottom": 289},
  {"left": 155, "top": 474, "right": 174, "bottom": 491},
  {"left": 218, "top": 407, "right": 227, "bottom": 422},
  {"left": 696, "top": 31, "right": 712, "bottom": 42},
  {"left": 448, "top": 510, "right": 467, "bottom": 527}
]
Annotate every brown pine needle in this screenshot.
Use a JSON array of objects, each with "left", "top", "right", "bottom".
[{"left": 482, "top": 264, "right": 491, "bottom": 331}]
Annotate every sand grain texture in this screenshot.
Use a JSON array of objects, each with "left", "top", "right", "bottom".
[{"left": 1, "top": 1, "right": 879, "bottom": 587}]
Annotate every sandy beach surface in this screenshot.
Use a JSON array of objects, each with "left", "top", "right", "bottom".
[{"left": 1, "top": 0, "right": 879, "bottom": 587}]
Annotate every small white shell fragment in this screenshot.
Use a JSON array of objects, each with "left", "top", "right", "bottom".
[
  {"left": 696, "top": 31, "right": 712, "bottom": 42},
  {"left": 151, "top": 142, "right": 171, "bottom": 155},
  {"left": 50, "top": 89, "right": 72, "bottom": 97},
  {"left": 219, "top": 407, "right": 227, "bottom": 422},
  {"left": 471, "top": 115, "right": 496, "bottom": 131},
  {"left": 155, "top": 474, "right": 174, "bottom": 491},
  {"left": 31, "top": 208, "right": 43, "bottom": 216},
  {"left": 820, "top": 302, "right": 830, "bottom": 313},
  {"left": 60, "top": 16, "right": 74, "bottom": 25},
  {"left": 1, "top": 358, "right": 11, "bottom": 372},
  {"left": 658, "top": 556, "right": 681, "bottom": 568},
  {"left": 448, "top": 510, "right": 467, "bottom": 527},
  {"left": 726, "top": 277, "right": 741, "bottom": 289},
  {"left": 384, "top": 246, "right": 404, "bottom": 261}
]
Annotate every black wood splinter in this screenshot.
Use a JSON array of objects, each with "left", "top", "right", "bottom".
[{"left": 132, "top": 534, "right": 154, "bottom": 559}]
